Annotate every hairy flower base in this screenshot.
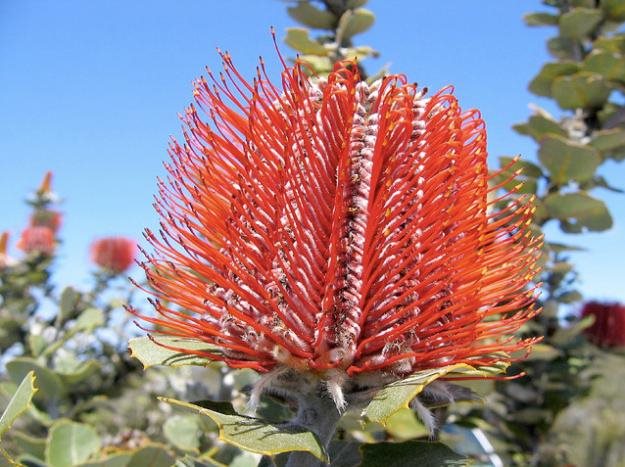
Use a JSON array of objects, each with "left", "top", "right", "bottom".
[{"left": 132, "top": 53, "right": 541, "bottom": 389}]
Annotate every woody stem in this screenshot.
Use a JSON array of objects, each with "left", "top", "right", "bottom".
[{"left": 285, "top": 388, "right": 343, "bottom": 467}]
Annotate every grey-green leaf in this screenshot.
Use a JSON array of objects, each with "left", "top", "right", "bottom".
[
  {"left": 0, "top": 371, "right": 37, "bottom": 438},
  {"left": 128, "top": 336, "right": 216, "bottom": 369},
  {"left": 360, "top": 441, "right": 466, "bottom": 467},
  {"left": 6, "top": 358, "right": 66, "bottom": 402},
  {"left": 529, "top": 62, "right": 579, "bottom": 96},
  {"left": 161, "top": 397, "right": 328, "bottom": 462},
  {"left": 524, "top": 12, "right": 559, "bottom": 26},
  {"left": 339, "top": 8, "right": 375, "bottom": 39},
  {"left": 513, "top": 114, "right": 567, "bottom": 141},
  {"left": 538, "top": 136, "right": 600, "bottom": 184},
  {"left": 287, "top": 2, "right": 336, "bottom": 30},
  {"left": 284, "top": 28, "right": 327, "bottom": 55},
  {"left": 559, "top": 8, "right": 603, "bottom": 39},
  {"left": 45, "top": 420, "right": 101, "bottom": 467},
  {"left": 163, "top": 414, "right": 201, "bottom": 453},
  {"left": 551, "top": 72, "right": 610, "bottom": 109},
  {"left": 544, "top": 193, "right": 613, "bottom": 232},
  {"left": 126, "top": 445, "right": 175, "bottom": 467}
]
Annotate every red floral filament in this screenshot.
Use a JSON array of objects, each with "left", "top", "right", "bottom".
[{"left": 133, "top": 54, "right": 542, "bottom": 379}]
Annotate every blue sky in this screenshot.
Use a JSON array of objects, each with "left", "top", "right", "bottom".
[{"left": 0, "top": 1, "right": 623, "bottom": 303}]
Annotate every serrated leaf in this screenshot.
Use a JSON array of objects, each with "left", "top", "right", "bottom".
[
  {"left": 513, "top": 114, "right": 567, "bottom": 141},
  {"left": 161, "top": 397, "right": 328, "bottom": 462},
  {"left": 552, "top": 72, "right": 611, "bottom": 109},
  {"left": 163, "top": 414, "right": 201, "bottom": 453},
  {"left": 538, "top": 136, "right": 600, "bottom": 184},
  {"left": 584, "top": 51, "right": 625, "bottom": 81},
  {"left": 126, "top": 445, "right": 175, "bottom": 467},
  {"left": 287, "top": 2, "right": 335, "bottom": 29},
  {"left": 362, "top": 363, "right": 504, "bottom": 427},
  {"left": 339, "top": 9, "right": 375, "bottom": 39},
  {"left": 544, "top": 193, "right": 613, "bottom": 232},
  {"left": 284, "top": 28, "right": 327, "bottom": 55},
  {"left": 6, "top": 358, "right": 66, "bottom": 402},
  {"left": 559, "top": 8, "right": 603, "bottom": 38},
  {"left": 529, "top": 62, "right": 579, "bottom": 96},
  {"left": 524, "top": 12, "right": 559, "bottom": 26},
  {"left": 128, "top": 336, "right": 216, "bottom": 369},
  {"left": 0, "top": 371, "right": 37, "bottom": 438},
  {"left": 46, "top": 420, "right": 101, "bottom": 467},
  {"left": 360, "top": 441, "right": 465, "bottom": 467}
]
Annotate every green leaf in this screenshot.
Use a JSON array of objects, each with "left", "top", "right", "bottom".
[
  {"left": 284, "top": 28, "right": 327, "bottom": 55},
  {"left": 526, "top": 344, "right": 562, "bottom": 362},
  {"left": 0, "top": 317, "right": 24, "bottom": 349},
  {"left": 6, "top": 358, "right": 66, "bottom": 402},
  {"left": 524, "top": 12, "right": 559, "bottom": 26},
  {"left": 78, "top": 452, "right": 133, "bottom": 467},
  {"left": 499, "top": 156, "right": 543, "bottom": 178},
  {"left": 584, "top": 51, "right": 625, "bottom": 81},
  {"left": 12, "top": 432, "right": 46, "bottom": 460},
  {"left": 544, "top": 193, "right": 613, "bottom": 232},
  {"left": 552, "top": 72, "right": 611, "bottom": 109},
  {"left": 548, "top": 36, "right": 579, "bottom": 59},
  {"left": 45, "top": 420, "right": 101, "bottom": 467},
  {"left": 538, "top": 136, "right": 600, "bottom": 184},
  {"left": 73, "top": 308, "right": 105, "bottom": 332},
  {"left": 0, "top": 371, "right": 37, "bottom": 438},
  {"left": 126, "top": 445, "right": 175, "bottom": 467},
  {"left": 590, "top": 128, "right": 625, "bottom": 151},
  {"left": 287, "top": 2, "right": 336, "bottom": 29},
  {"left": 594, "top": 35, "right": 625, "bottom": 53},
  {"left": 384, "top": 408, "right": 428, "bottom": 441},
  {"left": 128, "top": 336, "right": 216, "bottom": 369},
  {"left": 547, "top": 242, "right": 586, "bottom": 253},
  {"left": 513, "top": 114, "right": 567, "bottom": 141},
  {"left": 59, "top": 286, "right": 81, "bottom": 324},
  {"left": 360, "top": 441, "right": 465, "bottom": 467},
  {"left": 362, "top": 364, "right": 503, "bottom": 427},
  {"left": 602, "top": 0, "right": 625, "bottom": 21},
  {"left": 57, "top": 360, "right": 100, "bottom": 386},
  {"left": 529, "top": 62, "right": 579, "bottom": 96},
  {"left": 552, "top": 316, "right": 595, "bottom": 346},
  {"left": 338, "top": 9, "right": 375, "bottom": 39},
  {"left": 556, "top": 290, "right": 583, "bottom": 303},
  {"left": 161, "top": 397, "right": 328, "bottom": 462},
  {"left": 163, "top": 414, "right": 201, "bottom": 453},
  {"left": 298, "top": 54, "right": 334, "bottom": 74},
  {"left": 559, "top": 8, "right": 603, "bottom": 38},
  {"left": 346, "top": 0, "right": 367, "bottom": 7}
]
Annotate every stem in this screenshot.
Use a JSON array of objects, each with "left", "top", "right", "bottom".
[{"left": 285, "top": 388, "right": 343, "bottom": 467}]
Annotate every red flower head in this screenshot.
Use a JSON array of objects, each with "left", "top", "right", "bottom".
[
  {"left": 17, "top": 226, "right": 55, "bottom": 255},
  {"left": 30, "top": 210, "right": 63, "bottom": 233},
  {"left": 581, "top": 301, "right": 625, "bottom": 348},
  {"left": 91, "top": 237, "right": 137, "bottom": 274},
  {"left": 134, "top": 54, "right": 541, "bottom": 390}
]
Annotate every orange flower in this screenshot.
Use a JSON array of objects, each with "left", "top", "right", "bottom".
[
  {"left": 0, "top": 231, "right": 10, "bottom": 268},
  {"left": 17, "top": 226, "right": 55, "bottom": 255},
  {"left": 91, "top": 237, "right": 137, "bottom": 274},
  {"left": 134, "top": 55, "right": 541, "bottom": 382},
  {"left": 581, "top": 301, "right": 625, "bottom": 348}
]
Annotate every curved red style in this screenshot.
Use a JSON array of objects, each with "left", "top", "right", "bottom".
[
  {"left": 133, "top": 55, "right": 542, "bottom": 379},
  {"left": 91, "top": 237, "right": 137, "bottom": 274}
]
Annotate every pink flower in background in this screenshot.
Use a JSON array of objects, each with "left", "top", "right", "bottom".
[
  {"left": 581, "top": 301, "right": 625, "bottom": 348},
  {"left": 17, "top": 226, "right": 55, "bottom": 255},
  {"left": 91, "top": 237, "right": 137, "bottom": 274}
]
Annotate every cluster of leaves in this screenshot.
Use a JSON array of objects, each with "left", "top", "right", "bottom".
[
  {"left": 284, "top": 0, "right": 379, "bottom": 77},
  {"left": 480, "top": 0, "right": 625, "bottom": 463}
]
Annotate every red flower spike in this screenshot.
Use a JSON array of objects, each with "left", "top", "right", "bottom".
[
  {"left": 133, "top": 55, "right": 542, "bottom": 386},
  {"left": 17, "top": 226, "right": 55, "bottom": 255},
  {"left": 91, "top": 237, "right": 137, "bottom": 274},
  {"left": 581, "top": 301, "right": 625, "bottom": 348},
  {"left": 30, "top": 210, "right": 63, "bottom": 233}
]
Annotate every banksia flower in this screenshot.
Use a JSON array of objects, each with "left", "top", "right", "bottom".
[
  {"left": 581, "top": 301, "right": 625, "bottom": 348},
  {"left": 0, "top": 231, "right": 11, "bottom": 268},
  {"left": 91, "top": 237, "right": 137, "bottom": 274},
  {"left": 17, "top": 226, "right": 55, "bottom": 255},
  {"left": 134, "top": 53, "right": 541, "bottom": 401}
]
